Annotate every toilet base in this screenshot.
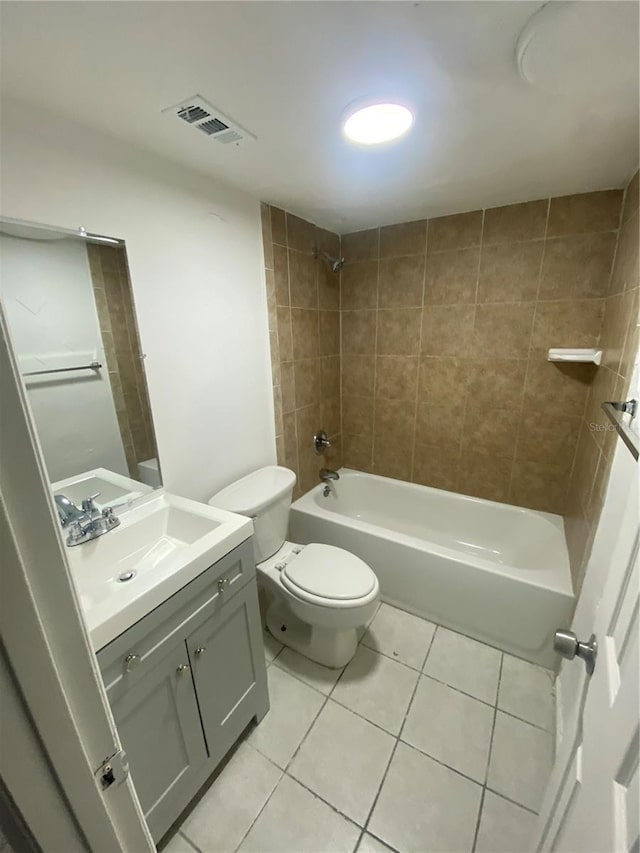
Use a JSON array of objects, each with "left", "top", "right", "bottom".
[{"left": 266, "top": 600, "right": 358, "bottom": 669}]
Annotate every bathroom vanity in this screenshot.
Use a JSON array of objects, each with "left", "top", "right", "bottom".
[{"left": 96, "top": 537, "right": 268, "bottom": 842}]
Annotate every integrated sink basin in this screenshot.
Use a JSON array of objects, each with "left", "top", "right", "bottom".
[{"left": 67, "top": 490, "right": 253, "bottom": 650}]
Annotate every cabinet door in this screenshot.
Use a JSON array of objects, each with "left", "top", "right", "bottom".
[
  {"left": 187, "top": 582, "right": 269, "bottom": 767},
  {"left": 105, "top": 638, "right": 208, "bottom": 841}
]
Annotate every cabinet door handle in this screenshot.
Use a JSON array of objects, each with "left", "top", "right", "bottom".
[
  {"left": 176, "top": 663, "right": 191, "bottom": 674},
  {"left": 218, "top": 577, "right": 231, "bottom": 592},
  {"left": 124, "top": 654, "right": 140, "bottom": 672},
  {"left": 194, "top": 647, "right": 207, "bottom": 657}
]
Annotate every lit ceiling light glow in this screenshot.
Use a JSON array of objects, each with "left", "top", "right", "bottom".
[{"left": 343, "top": 102, "right": 414, "bottom": 145}]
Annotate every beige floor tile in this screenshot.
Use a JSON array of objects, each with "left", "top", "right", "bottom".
[
  {"left": 332, "top": 645, "right": 419, "bottom": 734},
  {"left": 498, "top": 655, "right": 555, "bottom": 730},
  {"left": 273, "top": 647, "right": 344, "bottom": 695},
  {"left": 423, "top": 626, "right": 502, "bottom": 704},
  {"left": 475, "top": 790, "right": 538, "bottom": 853},
  {"left": 238, "top": 774, "right": 360, "bottom": 852},
  {"left": 487, "top": 712, "right": 554, "bottom": 812},
  {"left": 289, "top": 700, "right": 395, "bottom": 826},
  {"left": 363, "top": 603, "right": 436, "bottom": 669}
]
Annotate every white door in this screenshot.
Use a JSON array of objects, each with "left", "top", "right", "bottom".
[{"left": 535, "top": 437, "right": 639, "bottom": 853}]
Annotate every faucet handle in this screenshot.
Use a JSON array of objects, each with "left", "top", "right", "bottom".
[
  {"left": 314, "top": 430, "right": 331, "bottom": 455},
  {"left": 81, "top": 492, "right": 101, "bottom": 514}
]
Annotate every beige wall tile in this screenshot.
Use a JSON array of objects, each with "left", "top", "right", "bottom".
[
  {"left": 413, "top": 444, "right": 460, "bottom": 491},
  {"left": 281, "top": 361, "right": 296, "bottom": 413},
  {"left": 343, "top": 434, "right": 373, "bottom": 471},
  {"left": 272, "top": 385, "right": 284, "bottom": 436},
  {"left": 477, "top": 241, "right": 543, "bottom": 303},
  {"left": 378, "top": 256, "right": 425, "bottom": 308},
  {"left": 296, "top": 403, "right": 322, "bottom": 457},
  {"left": 374, "top": 398, "right": 415, "bottom": 446},
  {"left": 320, "top": 355, "right": 341, "bottom": 399},
  {"left": 539, "top": 233, "right": 616, "bottom": 300},
  {"left": 619, "top": 287, "right": 639, "bottom": 380},
  {"left": 421, "top": 304, "right": 475, "bottom": 356},
  {"left": 415, "top": 402, "right": 461, "bottom": 450},
  {"left": 483, "top": 200, "right": 548, "bottom": 245},
  {"left": 418, "top": 356, "right": 468, "bottom": 403},
  {"left": 289, "top": 250, "right": 318, "bottom": 308},
  {"left": 375, "top": 355, "right": 419, "bottom": 401},
  {"left": 286, "top": 212, "right": 315, "bottom": 253},
  {"left": 318, "top": 263, "right": 340, "bottom": 309},
  {"left": 428, "top": 210, "right": 483, "bottom": 252},
  {"left": 265, "top": 269, "right": 277, "bottom": 331},
  {"left": 291, "top": 308, "right": 319, "bottom": 360},
  {"left": 276, "top": 307, "right": 293, "bottom": 362},
  {"left": 472, "top": 303, "right": 534, "bottom": 359},
  {"left": 282, "top": 411, "right": 298, "bottom": 471},
  {"left": 523, "top": 355, "right": 594, "bottom": 412},
  {"left": 342, "top": 310, "right": 376, "bottom": 354},
  {"left": 273, "top": 244, "right": 290, "bottom": 305},
  {"left": 377, "top": 308, "right": 422, "bottom": 355},
  {"left": 341, "top": 261, "right": 379, "bottom": 309},
  {"left": 343, "top": 395, "right": 374, "bottom": 435},
  {"left": 379, "top": 219, "right": 427, "bottom": 257},
  {"left": 316, "top": 227, "right": 340, "bottom": 258},
  {"left": 342, "top": 228, "right": 379, "bottom": 262},
  {"left": 599, "top": 290, "right": 633, "bottom": 372},
  {"left": 322, "top": 396, "right": 341, "bottom": 437},
  {"left": 547, "top": 190, "right": 623, "bottom": 237},
  {"left": 510, "top": 458, "right": 572, "bottom": 514},
  {"left": 517, "top": 412, "right": 581, "bottom": 464},
  {"left": 609, "top": 213, "right": 639, "bottom": 294},
  {"left": 459, "top": 451, "right": 512, "bottom": 503},
  {"left": 373, "top": 443, "right": 413, "bottom": 480},
  {"left": 342, "top": 354, "right": 375, "bottom": 397},
  {"left": 531, "top": 300, "right": 604, "bottom": 349},
  {"left": 319, "top": 310, "right": 340, "bottom": 356},
  {"left": 424, "top": 248, "right": 479, "bottom": 305},
  {"left": 467, "top": 358, "right": 526, "bottom": 409},
  {"left": 270, "top": 206, "right": 287, "bottom": 246},
  {"left": 294, "top": 358, "right": 321, "bottom": 409},
  {"left": 462, "top": 407, "right": 519, "bottom": 458}
]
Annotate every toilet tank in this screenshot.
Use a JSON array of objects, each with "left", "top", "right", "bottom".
[{"left": 208, "top": 466, "right": 296, "bottom": 563}]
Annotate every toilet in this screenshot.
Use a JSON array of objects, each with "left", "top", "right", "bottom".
[{"left": 209, "top": 465, "right": 379, "bottom": 668}]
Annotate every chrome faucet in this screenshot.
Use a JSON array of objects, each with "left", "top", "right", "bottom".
[
  {"left": 319, "top": 468, "right": 339, "bottom": 497},
  {"left": 54, "top": 492, "right": 120, "bottom": 546}
]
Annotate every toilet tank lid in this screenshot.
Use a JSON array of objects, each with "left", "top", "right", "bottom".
[{"left": 208, "top": 466, "right": 297, "bottom": 516}]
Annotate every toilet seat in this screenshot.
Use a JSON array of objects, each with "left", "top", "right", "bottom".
[{"left": 281, "top": 543, "right": 378, "bottom": 606}]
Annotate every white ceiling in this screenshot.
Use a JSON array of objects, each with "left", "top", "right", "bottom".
[{"left": 1, "top": 1, "right": 638, "bottom": 233}]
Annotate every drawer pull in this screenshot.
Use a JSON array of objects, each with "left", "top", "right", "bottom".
[
  {"left": 218, "top": 577, "right": 231, "bottom": 593},
  {"left": 124, "top": 654, "right": 140, "bottom": 672},
  {"left": 177, "top": 664, "right": 191, "bottom": 674},
  {"left": 194, "top": 647, "right": 207, "bottom": 657}
]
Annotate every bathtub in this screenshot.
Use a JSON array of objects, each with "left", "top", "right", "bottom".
[{"left": 290, "top": 469, "right": 574, "bottom": 668}]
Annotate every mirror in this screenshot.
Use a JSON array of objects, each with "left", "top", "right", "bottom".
[{"left": 0, "top": 218, "right": 162, "bottom": 508}]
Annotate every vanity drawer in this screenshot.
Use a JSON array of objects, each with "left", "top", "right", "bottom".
[{"left": 97, "top": 536, "right": 255, "bottom": 685}]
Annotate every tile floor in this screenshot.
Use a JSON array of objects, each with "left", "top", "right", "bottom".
[{"left": 165, "top": 603, "right": 554, "bottom": 853}]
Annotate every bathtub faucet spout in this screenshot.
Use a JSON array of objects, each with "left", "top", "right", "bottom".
[{"left": 320, "top": 468, "right": 339, "bottom": 496}]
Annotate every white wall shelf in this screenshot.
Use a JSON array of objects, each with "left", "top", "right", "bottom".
[{"left": 547, "top": 348, "right": 602, "bottom": 365}]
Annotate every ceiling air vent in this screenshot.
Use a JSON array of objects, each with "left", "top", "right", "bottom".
[{"left": 163, "top": 95, "right": 256, "bottom": 145}]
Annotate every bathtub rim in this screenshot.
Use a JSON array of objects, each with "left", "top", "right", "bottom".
[{"left": 291, "top": 467, "right": 574, "bottom": 598}]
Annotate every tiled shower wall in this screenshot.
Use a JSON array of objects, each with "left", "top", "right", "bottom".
[
  {"left": 88, "top": 244, "right": 157, "bottom": 478},
  {"left": 339, "top": 190, "right": 625, "bottom": 518},
  {"left": 564, "top": 171, "right": 639, "bottom": 592},
  {"left": 260, "top": 204, "right": 342, "bottom": 497}
]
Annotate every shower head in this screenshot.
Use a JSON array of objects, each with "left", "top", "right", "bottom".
[{"left": 313, "top": 247, "right": 345, "bottom": 273}]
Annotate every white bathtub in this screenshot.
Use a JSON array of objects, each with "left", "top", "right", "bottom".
[{"left": 290, "top": 469, "right": 574, "bottom": 668}]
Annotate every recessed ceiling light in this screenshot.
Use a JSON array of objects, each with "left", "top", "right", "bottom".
[{"left": 343, "top": 102, "right": 414, "bottom": 145}]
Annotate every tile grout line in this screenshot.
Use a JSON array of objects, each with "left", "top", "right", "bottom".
[
  {"left": 471, "top": 652, "right": 505, "bottom": 853},
  {"left": 507, "top": 196, "right": 551, "bottom": 505},
  {"left": 409, "top": 221, "right": 429, "bottom": 484},
  {"left": 354, "top": 620, "right": 440, "bottom": 851}
]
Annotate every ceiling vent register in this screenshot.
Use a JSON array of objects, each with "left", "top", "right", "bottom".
[{"left": 163, "top": 95, "right": 256, "bottom": 145}]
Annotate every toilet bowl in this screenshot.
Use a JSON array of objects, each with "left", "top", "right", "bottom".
[{"left": 209, "top": 466, "right": 379, "bottom": 668}]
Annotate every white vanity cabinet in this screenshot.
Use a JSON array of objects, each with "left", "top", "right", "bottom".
[{"left": 97, "top": 538, "right": 269, "bottom": 843}]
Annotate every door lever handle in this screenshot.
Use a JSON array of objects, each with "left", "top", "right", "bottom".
[{"left": 554, "top": 629, "right": 597, "bottom": 676}]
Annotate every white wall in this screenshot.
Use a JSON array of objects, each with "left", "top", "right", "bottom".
[
  {"left": 1, "top": 234, "right": 128, "bottom": 481},
  {"left": 0, "top": 96, "right": 275, "bottom": 502}
]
